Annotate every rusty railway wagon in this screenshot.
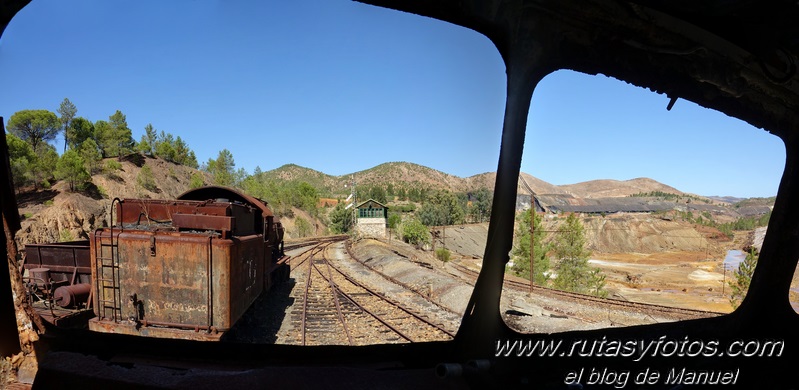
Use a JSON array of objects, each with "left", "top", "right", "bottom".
[{"left": 23, "top": 186, "right": 287, "bottom": 341}]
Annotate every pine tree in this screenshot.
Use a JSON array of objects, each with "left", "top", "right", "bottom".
[
  {"left": 58, "top": 98, "right": 77, "bottom": 152},
  {"left": 189, "top": 173, "right": 205, "bottom": 189},
  {"left": 108, "top": 110, "right": 134, "bottom": 158},
  {"left": 7, "top": 133, "right": 37, "bottom": 190},
  {"left": 510, "top": 209, "right": 551, "bottom": 285},
  {"left": 7, "top": 109, "right": 60, "bottom": 153},
  {"left": 55, "top": 149, "right": 90, "bottom": 191},
  {"left": 67, "top": 117, "right": 94, "bottom": 150},
  {"left": 329, "top": 202, "right": 354, "bottom": 233},
  {"left": 142, "top": 124, "right": 157, "bottom": 156},
  {"left": 552, "top": 213, "right": 607, "bottom": 297},
  {"left": 79, "top": 138, "right": 102, "bottom": 174},
  {"left": 205, "top": 149, "right": 235, "bottom": 186},
  {"left": 729, "top": 249, "right": 758, "bottom": 309}
]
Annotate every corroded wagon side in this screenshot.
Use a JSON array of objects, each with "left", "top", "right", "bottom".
[
  {"left": 22, "top": 240, "right": 94, "bottom": 327},
  {"left": 88, "top": 186, "right": 286, "bottom": 340}
]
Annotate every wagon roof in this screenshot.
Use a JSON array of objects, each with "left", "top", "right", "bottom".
[{"left": 177, "top": 186, "right": 274, "bottom": 217}]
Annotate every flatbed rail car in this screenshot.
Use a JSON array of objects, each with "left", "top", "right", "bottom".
[
  {"left": 22, "top": 186, "right": 287, "bottom": 341},
  {"left": 22, "top": 240, "right": 95, "bottom": 327}
]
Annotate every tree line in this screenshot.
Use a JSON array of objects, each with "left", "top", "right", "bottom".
[
  {"left": 6, "top": 98, "right": 199, "bottom": 193},
  {"left": 680, "top": 209, "right": 771, "bottom": 238}
]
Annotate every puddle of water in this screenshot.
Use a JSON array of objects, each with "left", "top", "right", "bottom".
[{"left": 723, "top": 250, "right": 746, "bottom": 270}]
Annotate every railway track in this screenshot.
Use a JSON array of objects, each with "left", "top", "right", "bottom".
[
  {"left": 289, "top": 241, "right": 454, "bottom": 345},
  {"left": 447, "top": 261, "right": 722, "bottom": 320},
  {"left": 299, "top": 244, "right": 352, "bottom": 345},
  {"left": 283, "top": 235, "right": 348, "bottom": 252},
  {"left": 343, "top": 240, "right": 460, "bottom": 317}
]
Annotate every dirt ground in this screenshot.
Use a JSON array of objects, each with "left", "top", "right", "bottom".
[
  {"left": 588, "top": 252, "right": 733, "bottom": 312},
  {"left": 435, "top": 217, "right": 788, "bottom": 314}
]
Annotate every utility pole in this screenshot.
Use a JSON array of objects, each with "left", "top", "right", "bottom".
[
  {"left": 529, "top": 208, "right": 534, "bottom": 293},
  {"left": 346, "top": 174, "right": 356, "bottom": 238},
  {"left": 722, "top": 266, "right": 725, "bottom": 295},
  {"left": 352, "top": 175, "right": 356, "bottom": 230}
]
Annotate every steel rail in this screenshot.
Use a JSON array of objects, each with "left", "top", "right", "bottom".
[
  {"left": 322, "top": 255, "right": 456, "bottom": 339},
  {"left": 447, "top": 261, "right": 722, "bottom": 318},
  {"left": 317, "top": 259, "right": 354, "bottom": 345},
  {"left": 344, "top": 240, "right": 458, "bottom": 316},
  {"left": 289, "top": 243, "right": 323, "bottom": 271},
  {"left": 300, "top": 245, "right": 325, "bottom": 346}
]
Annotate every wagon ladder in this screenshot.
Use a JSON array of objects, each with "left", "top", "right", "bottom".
[{"left": 94, "top": 198, "right": 123, "bottom": 321}]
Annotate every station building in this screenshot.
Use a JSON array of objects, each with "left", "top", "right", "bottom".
[{"left": 355, "top": 199, "right": 388, "bottom": 239}]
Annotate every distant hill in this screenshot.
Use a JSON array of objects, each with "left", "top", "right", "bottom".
[
  {"left": 262, "top": 162, "right": 576, "bottom": 197},
  {"left": 517, "top": 172, "right": 571, "bottom": 195},
  {"left": 560, "top": 178, "right": 684, "bottom": 198},
  {"left": 351, "top": 162, "right": 467, "bottom": 192},
  {"left": 732, "top": 197, "right": 777, "bottom": 208},
  {"left": 259, "top": 164, "right": 340, "bottom": 194},
  {"left": 261, "top": 162, "right": 481, "bottom": 196},
  {"left": 707, "top": 196, "right": 744, "bottom": 204}
]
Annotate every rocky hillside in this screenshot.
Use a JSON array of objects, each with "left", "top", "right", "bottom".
[
  {"left": 15, "top": 156, "right": 332, "bottom": 247},
  {"left": 15, "top": 156, "right": 208, "bottom": 246}
]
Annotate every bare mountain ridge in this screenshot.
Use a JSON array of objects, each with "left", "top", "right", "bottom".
[
  {"left": 559, "top": 177, "right": 685, "bottom": 198},
  {"left": 263, "top": 162, "right": 688, "bottom": 199},
  {"left": 16, "top": 158, "right": 771, "bottom": 248}
]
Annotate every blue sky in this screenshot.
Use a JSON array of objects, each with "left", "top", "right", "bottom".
[{"left": 0, "top": 0, "right": 785, "bottom": 198}]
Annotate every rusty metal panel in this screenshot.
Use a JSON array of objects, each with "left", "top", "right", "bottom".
[
  {"left": 116, "top": 231, "right": 215, "bottom": 326},
  {"left": 223, "top": 235, "right": 264, "bottom": 323},
  {"left": 229, "top": 205, "right": 255, "bottom": 236},
  {"left": 88, "top": 318, "right": 223, "bottom": 341},
  {"left": 116, "top": 199, "right": 200, "bottom": 224},
  {"left": 172, "top": 213, "right": 235, "bottom": 232},
  {"left": 116, "top": 199, "right": 232, "bottom": 225},
  {"left": 25, "top": 241, "right": 90, "bottom": 269},
  {"left": 178, "top": 186, "right": 274, "bottom": 218},
  {"left": 24, "top": 241, "right": 91, "bottom": 284},
  {"left": 90, "top": 228, "right": 266, "bottom": 336},
  {"left": 117, "top": 198, "right": 256, "bottom": 236}
]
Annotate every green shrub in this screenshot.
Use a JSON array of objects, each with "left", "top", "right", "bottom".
[
  {"left": 59, "top": 229, "right": 75, "bottom": 242},
  {"left": 392, "top": 203, "right": 417, "bottom": 213},
  {"left": 189, "top": 172, "right": 204, "bottom": 189},
  {"left": 44, "top": 200, "right": 54, "bottom": 207},
  {"left": 435, "top": 247, "right": 451, "bottom": 262},
  {"left": 137, "top": 165, "right": 157, "bottom": 191},
  {"left": 104, "top": 160, "right": 122, "bottom": 172},
  {"left": 401, "top": 218, "right": 430, "bottom": 247},
  {"left": 295, "top": 216, "right": 312, "bottom": 238}
]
